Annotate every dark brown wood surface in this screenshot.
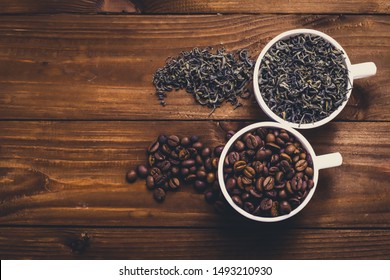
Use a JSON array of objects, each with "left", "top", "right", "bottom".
[{"left": 0, "top": 1, "right": 389, "bottom": 260}]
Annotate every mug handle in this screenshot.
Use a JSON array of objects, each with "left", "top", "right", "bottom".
[
  {"left": 315, "top": 152, "right": 343, "bottom": 170},
  {"left": 351, "top": 62, "right": 377, "bottom": 80}
]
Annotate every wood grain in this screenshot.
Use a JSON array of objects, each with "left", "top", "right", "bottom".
[
  {"left": 1, "top": 0, "right": 389, "bottom": 14},
  {"left": 0, "top": 15, "right": 388, "bottom": 121},
  {"left": 0, "top": 0, "right": 138, "bottom": 14},
  {"left": 0, "top": 227, "right": 389, "bottom": 259},
  {"left": 1, "top": 121, "right": 389, "bottom": 228}
]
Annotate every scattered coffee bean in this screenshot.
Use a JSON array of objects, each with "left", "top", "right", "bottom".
[
  {"left": 153, "top": 188, "right": 166, "bottom": 202},
  {"left": 126, "top": 170, "right": 137, "bottom": 183},
  {"left": 137, "top": 165, "right": 149, "bottom": 178}
]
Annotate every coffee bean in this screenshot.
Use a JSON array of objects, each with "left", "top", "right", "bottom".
[
  {"left": 201, "top": 147, "right": 211, "bottom": 158},
  {"left": 307, "top": 179, "right": 315, "bottom": 190},
  {"left": 168, "top": 177, "right": 180, "bottom": 190},
  {"left": 180, "top": 167, "right": 189, "bottom": 177},
  {"left": 268, "top": 166, "right": 279, "bottom": 175},
  {"left": 266, "top": 142, "right": 281, "bottom": 153},
  {"left": 275, "top": 171, "right": 284, "bottom": 183},
  {"left": 263, "top": 176, "right": 275, "bottom": 191},
  {"left": 155, "top": 174, "right": 167, "bottom": 186},
  {"left": 180, "top": 137, "right": 191, "bottom": 147},
  {"left": 252, "top": 161, "right": 263, "bottom": 174},
  {"left": 148, "top": 140, "right": 160, "bottom": 154},
  {"left": 243, "top": 202, "right": 255, "bottom": 213},
  {"left": 194, "top": 180, "right": 207, "bottom": 192},
  {"left": 189, "top": 166, "right": 197, "bottom": 174},
  {"left": 255, "top": 177, "right": 264, "bottom": 192},
  {"left": 249, "top": 187, "right": 263, "bottom": 199},
  {"left": 243, "top": 166, "right": 256, "bottom": 179},
  {"left": 234, "top": 140, "right": 245, "bottom": 152},
  {"left": 241, "top": 192, "right": 250, "bottom": 201},
  {"left": 154, "top": 151, "right": 165, "bottom": 161},
  {"left": 204, "top": 158, "right": 213, "bottom": 171},
  {"left": 292, "top": 155, "right": 300, "bottom": 163},
  {"left": 295, "top": 159, "right": 308, "bottom": 172},
  {"left": 276, "top": 137, "right": 285, "bottom": 147},
  {"left": 280, "top": 153, "right": 292, "bottom": 162},
  {"left": 137, "top": 164, "right": 149, "bottom": 178},
  {"left": 232, "top": 195, "right": 243, "bottom": 208},
  {"left": 289, "top": 198, "right": 300, "bottom": 209},
  {"left": 182, "top": 159, "right": 195, "bottom": 168},
  {"left": 153, "top": 188, "right": 166, "bottom": 202},
  {"left": 226, "top": 130, "right": 236, "bottom": 141},
  {"left": 228, "top": 151, "right": 240, "bottom": 165},
  {"left": 184, "top": 174, "right": 197, "bottom": 183},
  {"left": 265, "top": 133, "right": 275, "bottom": 143},
  {"left": 299, "top": 152, "right": 307, "bottom": 160},
  {"left": 285, "top": 144, "right": 296, "bottom": 155},
  {"left": 158, "top": 134, "right": 168, "bottom": 144},
  {"left": 270, "top": 201, "right": 279, "bottom": 217},
  {"left": 246, "top": 134, "right": 259, "bottom": 149},
  {"left": 146, "top": 175, "right": 155, "bottom": 189},
  {"left": 233, "top": 160, "right": 247, "bottom": 172},
  {"left": 305, "top": 167, "right": 314, "bottom": 177},
  {"left": 192, "top": 141, "right": 203, "bottom": 150},
  {"left": 190, "top": 135, "right": 199, "bottom": 143},
  {"left": 171, "top": 166, "right": 180, "bottom": 176},
  {"left": 126, "top": 170, "right": 137, "bottom": 183},
  {"left": 241, "top": 176, "right": 252, "bottom": 185},
  {"left": 260, "top": 198, "right": 273, "bottom": 211},
  {"left": 206, "top": 172, "right": 215, "bottom": 184},
  {"left": 211, "top": 158, "right": 219, "bottom": 169},
  {"left": 278, "top": 189, "right": 287, "bottom": 199},
  {"left": 178, "top": 148, "right": 190, "bottom": 160},
  {"left": 150, "top": 167, "right": 162, "bottom": 179},
  {"left": 168, "top": 135, "right": 180, "bottom": 147},
  {"left": 236, "top": 176, "right": 244, "bottom": 189},
  {"left": 204, "top": 191, "right": 216, "bottom": 203},
  {"left": 256, "top": 127, "right": 268, "bottom": 139},
  {"left": 214, "top": 145, "right": 224, "bottom": 157},
  {"left": 255, "top": 149, "right": 267, "bottom": 161},
  {"left": 266, "top": 189, "right": 277, "bottom": 199},
  {"left": 161, "top": 144, "right": 171, "bottom": 155},
  {"left": 196, "top": 170, "right": 207, "bottom": 180},
  {"left": 160, "top": 160, "right": 171, "bottom": 172},
  {"left": 226, "top": 177, "right": 237, "bottom": 191}
]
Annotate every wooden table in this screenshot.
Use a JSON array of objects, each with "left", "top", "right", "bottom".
[{"left": 0, "top": 0, "right": 389, "bottom": 260}]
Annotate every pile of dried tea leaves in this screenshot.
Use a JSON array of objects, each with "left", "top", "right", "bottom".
[{"left": 153, "top": 47, "right": 254, "bottom": 114}]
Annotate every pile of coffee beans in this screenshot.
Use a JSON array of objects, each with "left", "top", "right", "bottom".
[
  {"left": 223, "top": 127, "right": 314, "bottom": 217},
  {"left": 126, "top": 133, "right": 232, "bottom": 213}
]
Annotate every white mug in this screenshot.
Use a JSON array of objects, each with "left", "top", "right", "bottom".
[
  {"left": 218, "top": 122, "right": 343, "bottom": 222},
  {"left": 253, "top": 29, "right": 377, "bottom": 129}
]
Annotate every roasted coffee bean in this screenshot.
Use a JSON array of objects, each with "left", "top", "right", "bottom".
[
  {"left": 255, "top": 177, "right": 265, "bottom": 192},
  {"left": 214, "top": 145, "right": 224, "bottom": 157},
  {"left": 161, "top": 144, "right": 171, "bottom": 155},
  {"left": 266, "top": 189, "right": 277, "bottom": 199},
  {"left": 252, "top": 161, "right": 263, "bottom": 174},
  {"left": 228, "top": 151, "right": 240, "bottom": 165},
  {"left": 196, "top": 170, "right": 207, "bottom": 180},
  {"left": 194, "top": 180, "right": 207, "bottom": 192},
  {"left": 192, "top": 141, "right": 203, "bottom": 150},
  {"left": 289, "top": 198, "right": 300, "bottom": 209},
  {"left": 274, "top": 183, "right": 285, "bottom": 189},
  {"left": 263, "top": 176, "right": 275, "bottom": 191},
  {"left": 299, "top": 152, "right": 307, "bottom": 160},
  {"left": 237, "top": 176, "right": 244, "bottom": 189},
  {"left": 226, "top": 130, "right": 236, "bottom": 141},
  {"left": 279, "top": 132, "right": 290, "bottom": 142},
  {"left": 182, "top": 159, "right": 195, "bottom": 168},
  {"left": 185, "top": 174, "right": 197, "bottom": 183},
  {"left": 158, "top": 134, "right": 168, "bottom": 144},
  {"left": 150, "top": 167, "right": 162, "bottom": 178},
  {"left": 285, "top": 181, "right": 293, "bottom": 194},
  {"left": 201, "top": 147, "right": 212, "bottom": 158},
  {"left": 241, "top": 192, "right": 250, "bottom": 201},
  {"left": 285, "top": 144, "right": 296, "bottom": 155},
  {"left": 137, "top": 164, "right": 149, "bottom": 178},
  {"left": 278, "top": 189, "right": 287, "bottom": 199},
  {"left": 195, "top": 155, "right": 203, "bottom": 166},
  {"left": 206, "top": 172, "right": 215, "bottom": 184},
  {"left": 275, "top": 171, "right": 284, "bottom": 183},
  {"left": 243, "top": 166, "right": 256, "bottom": 179},
  {"left": 148, "top": 140, "right": 160, "bottom": 154},
  {"left": 204, "top": 158, "right": 213, "bottom": 171},
  {"left": 234, "top": 140, "right": 245, "bottom": 152},
  {"left": 246, "top": 134, "right": 259, "bottom": 149},
  {"left": 295, "top": 159, "right": 308, "bottom": 172},
  {"left": 160, "top": 160, "right": 171, "bottom": 172},
  {"left": 268, "top": 166, "right": 279, "bottom": 175},
  {"left": 171, "top": 166, "right": 180, "bottom": 176},
  {"left": 204, "top": 191, "right": 216, "bottom": 203},
  {"left": 266, "top": 142, "right": 281, "bottom": 153},
  {"left": 256, "top": 127, "right": 268, "bottom": 139},
  {"left": 226, "top": 177, "right": 237, "bottom": 191},
  {"left": 249, "top": 187, "right": 263, "bottom": 199},
  {"left": 168, "top": 135, "right": 180, "bottom": 147},
  {"left": 155, "top": 175, "right": 167, "bottom": 186},
  {"left": 190, "top": 135, "right": 199, "bottom": 143},
  {"left": 211, "top": 158, "right": 219, "bottom": 169},
  {"left": 292, "top": 155, "right": 300, "bottom": 163},
  {"left": 270, "top": 201, "right": 279, "bottom": 217},
  {"left": 265, "top": 149, "right": 273, "bottom": 158},
  {"left": 178, "top": 148, "right": 190, "bottom": 160},
  {"left": 263, "top": 166, "right": 269, "bottom": 176},
  {"left": 168, "top": 177, "right": 180, "bottom": 190},
  {"left": 255, "top": 149, "right": 267, "bottom": 161},
  {"left": 233, "top": 160, "right": 247, "bottom": 172},
  {"left": 232, "top": 195, "right": 243, "bottom": 208},
  {"left": 243, "top": 202, "right": 255, "bottom": 213},
  {"left": 260, "top": 198, "right": 273, "bottom": 211},
  {"left": 189, "top": 166, "right": 197, "bottom": 174},
  {"left": 307, "top": 179, "right": 315, "bottom": 190},
  {"left": 241, "top": 176, "right": 252, "bottom": 185},
  {"left": 153, "top": 188, "right": 166, "bottom": 202},
  {"left": 154, "top": 151, "right": 165, "bottom": 161},
  {"left": 146, "top": 175, "right": 155, "bottom": 189},
  {"left": 180, "top": 136, "right": 191, "bottom": 147},
  {"left": 126, "top": 170, "right": 137, "bottom": 183},
  {"left": 170, "top": 150, "right": 179, "bottom": 160},
  {"left": 280, "top": 153, "right": 292, "bottom": 162},
  {"left": 305, "top": 167, "right": 314, "bottom": 177},
  {"left": 180, "top": 167, "right": 189, "bottom": 177},
  {"left": 265, "top": 133, "right": 276, "bottom": 143}
]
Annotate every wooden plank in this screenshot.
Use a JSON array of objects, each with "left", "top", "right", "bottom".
[
  {"left": 0, "top": 227, "right": 389, "bottom": 259},
  {"left": 0, "top": 0, "right": 388, "bottom": 14},
  {"left": 0, "top": 15, "right": 388, "bottom": 121},
  {"left": 0, "top": 0, "right": 138, "bottom": 14},
  {"left": 0, "top": 121, "right": 389, "bottom": 228}
]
